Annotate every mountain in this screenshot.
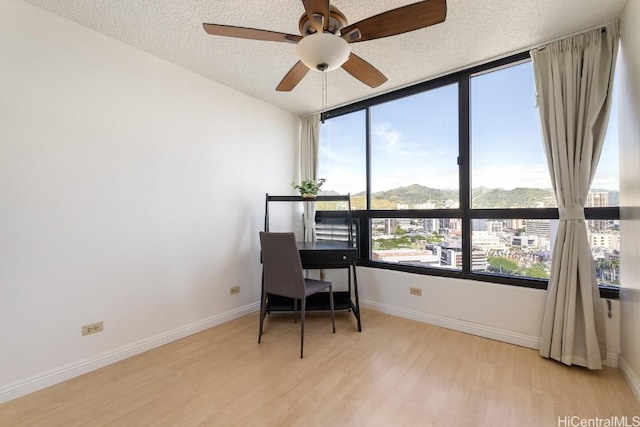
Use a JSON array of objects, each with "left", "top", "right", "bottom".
[
  {"left": 366, "top": 184, "right": 458, "bottom": 206},
  {"left": 321, "top": 184, "right": 619, "bottom": 209},
  {"left": 472, "top": 186, "right": 555, "bottom": 208}
]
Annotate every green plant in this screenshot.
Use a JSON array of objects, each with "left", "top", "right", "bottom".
[{"left": 292, "top": 178, "right": 326, "bottom": 197}]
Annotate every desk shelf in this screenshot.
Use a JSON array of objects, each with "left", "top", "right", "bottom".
[{"left": 265, "top": 292, "right": 355, "bottom": 313}]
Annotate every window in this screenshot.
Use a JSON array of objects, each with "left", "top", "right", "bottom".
[
  {"left": 318, "top": 51, "right": 619, "bottom": 291},
  {"left": 370, "top": 85, "right": 459, "bottom": 209},
  {"left": 318, "top": 110, "right": 366, "bottom": 209},
  {"left": 470, "top": 62, "right": 554, "bottom": 208},
  {"left": 372, "top": 217, "right": 462, "bottom": 271},
  {"left": 471, "top": 218, "right": 553, "bottom": 280}
]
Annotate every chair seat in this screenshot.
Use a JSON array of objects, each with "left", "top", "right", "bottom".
[{"left": 304, "top": 279, "right": 332, "bottom": 297}]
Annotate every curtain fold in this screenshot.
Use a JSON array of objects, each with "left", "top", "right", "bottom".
[
  {"left": 530, "top": 21, "right": 619, "bottom": 369},
  {"left": 300, "top": 114, "right": 320, "bottom": 242}
]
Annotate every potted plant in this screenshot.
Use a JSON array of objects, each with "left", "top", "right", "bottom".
[{"left": 292, "top": 178, "right": 326, "bottom": 199}]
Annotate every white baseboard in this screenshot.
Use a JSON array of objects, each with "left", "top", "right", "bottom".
[
  {"left": 360, "top": 299, "right": 540, "bottom": 349},
  {"left": 0, "top": 302, "right": 259, "bottom": 404},
  {"left": 604, "top": 352, "right": 619, "bottom": 368},
  {"left": 360, "top": 299, "right": 620, "bottom": 368},
  {"left": 619, "top": 356, "right": 640, "bottom": 403}
]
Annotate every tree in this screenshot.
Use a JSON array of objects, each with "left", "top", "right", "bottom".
[
  {"left": 410, "top": 235, "right": 425, "bottom": 243},
  {"left": 375, "top": 236, "right": 411, "bottom": 250},
  {"left": 487, "top": 256, "right": 519, "bottom": 274},
  {"left": 522, "top": 265, "right": 549, "bottom": 279},
  {"left": 426, "top": 232, "right": 443, "bottom": 243}
]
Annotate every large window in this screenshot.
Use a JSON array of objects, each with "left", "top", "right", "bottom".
[
  {"left": 318, "top": 52, "right": 619, "bottom": 290},
  {"left": 372, "top": 217, "right": 462, "bottom": 271},
  {"left": 318, "top": 110, "right": 366, "bottom": 209},
  {"left": 470, "top": 62, "right": 554, "bottom": 208},
  {"left": 370, "top": 85, "right": 459, "bottom": 209},
  {"left": 471, "top": 218, "right": 553, "bottom": 280}
]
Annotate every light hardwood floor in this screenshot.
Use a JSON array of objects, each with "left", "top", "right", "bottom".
[{"left": 1, "top": 309, "right": 639, "bottom": 426}]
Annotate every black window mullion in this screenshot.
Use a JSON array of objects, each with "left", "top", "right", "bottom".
[
  {"left": 365, "top": 107, "right": 372, "bottom": 210},
  {"left": 362, "top": 107, "right": 372, "bottom": 260},
  {"left": 459, "top": 76, "right": 471, "bottom": 275}
]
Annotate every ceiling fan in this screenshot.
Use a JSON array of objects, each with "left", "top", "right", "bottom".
[{"left": 203, "top": 0, "right": 447, "bottom": 91}]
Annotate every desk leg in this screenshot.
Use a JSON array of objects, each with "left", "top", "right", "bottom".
[
  {"left": 258, "top": 268, "right": 265, "bottom": 342},
  {"left": 261, "top": 269, "right": 265, "bottom": 310},
  {"left": 351, "top": 263, "right": 362, "bottom": 332}
]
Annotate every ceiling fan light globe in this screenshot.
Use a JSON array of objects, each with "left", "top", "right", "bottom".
[{"left": 296, "top": 32, "right": 351, "bottom": 72}]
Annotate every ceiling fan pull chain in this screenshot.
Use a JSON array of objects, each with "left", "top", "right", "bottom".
[{"left": 322, "top": 70, "right": 328, "bottom": 118}]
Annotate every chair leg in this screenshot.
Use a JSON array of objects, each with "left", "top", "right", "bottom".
[
  {"left": 329, "top": 285, "right": 335, "bottom": 334},
  {"left": 293, "top": 298, "right": 297, "bottom": 324},
  {"left": 258, "top": 293, "right": 268, "bottom": 343},
  {"left": 300, "top": 298, "right": 306, "bottom": 359}
]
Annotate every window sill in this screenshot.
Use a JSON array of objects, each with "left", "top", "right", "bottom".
[
  {"left": 355, "top": 260, "right": 620, "bottom": 299},
  {"left": 599, "top": 284, "right": 620, "bottom": 300}
]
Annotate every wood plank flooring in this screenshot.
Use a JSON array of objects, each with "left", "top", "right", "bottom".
[{"left": 1, "top": 309, "right": 639, "bottom": 426}]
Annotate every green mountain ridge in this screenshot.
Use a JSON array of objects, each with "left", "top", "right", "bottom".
[{"left": 322, "top": 184, "right": 619, "bottom": 208}]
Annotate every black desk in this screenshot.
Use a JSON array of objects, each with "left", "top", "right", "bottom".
[{"left": 264, "top": 241, "right": 362, "bottom": 332}]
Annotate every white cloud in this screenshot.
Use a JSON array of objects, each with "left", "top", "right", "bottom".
[
  {"left": 472, "top": 164, "right": 553, "bottom": 189},
  {"left": 372, "top": 123, "right": 402, "bottom": 154},
  {"left": 591, "top": 170, "right": 619, "bottom": 190}
]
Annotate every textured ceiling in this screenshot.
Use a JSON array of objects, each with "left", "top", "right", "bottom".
[{"left": 23, "top": 0, "right": 626, "bottom": 116}]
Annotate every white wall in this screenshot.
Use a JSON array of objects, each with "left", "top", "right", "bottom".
[
  {"left": 618, "top": 0, "right": 640, "bottom": 402},
  {"left": 0, "top": 0, "right": 299, "bottom": 402},
  {"left": 326, "top": 267, "right": 620, "bottom": 364}
]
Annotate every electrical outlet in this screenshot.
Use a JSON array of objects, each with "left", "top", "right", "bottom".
[
  {"left": 230, "top": 286, "right": 240, "bottom": 295},
  {"left": 82, "top": 321, "right": 103, "bottom": 336},
  {"left": 410, "top": 287, "right": 422, "bottom": 296}
]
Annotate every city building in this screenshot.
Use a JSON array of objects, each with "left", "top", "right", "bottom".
[
  {"left": 473, "top": 231, "right": 506, "bottom": 251},
  {"left": 512, "top": 235, "right": 539, "bottom": 248},
  {"left": 590, "top": 232, "right": 621, "bottom": 251},
  {"left": 525, "top": 220, "right": 551, "bottom": 239},
  {"left": 587, "top": 191, "right": 611, "bottom": 231},
  {"left": 505, "top": 218, "right": 525, "bottom": 230}
]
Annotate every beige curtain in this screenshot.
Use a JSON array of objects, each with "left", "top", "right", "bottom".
[
  {"left": 530, "top": 22, "right": 619, "bottom": 369},
  {"left": 300, "top": 114, "right": 320, "bottom": 242}
]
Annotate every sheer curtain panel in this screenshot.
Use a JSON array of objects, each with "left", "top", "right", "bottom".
[
  {"left": 300, "top": 114, "right": 320, "bottom": 242},
  {"left": 530, "top": 22, "right": 619, "bottom": 369}
]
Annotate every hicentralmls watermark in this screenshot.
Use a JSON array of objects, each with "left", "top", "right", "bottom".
[{"left": 557, "top": 416, "right": 640, "bottom": 427}]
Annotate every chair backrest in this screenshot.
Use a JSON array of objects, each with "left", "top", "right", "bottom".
[{"left": 259, "top": 232, "right": 306, "bottom": 300}]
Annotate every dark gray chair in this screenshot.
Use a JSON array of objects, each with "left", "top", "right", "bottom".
[{"left": 258, "top": 232, "right": 335, "bottom": 358}]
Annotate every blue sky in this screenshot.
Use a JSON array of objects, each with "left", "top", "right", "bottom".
[{"left": 319, "top": 61, "right": 619, "bottom": 194}]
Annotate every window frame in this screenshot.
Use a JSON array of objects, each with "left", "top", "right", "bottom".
[{"left": 317, "top": 51, "right": 619, "bottom": 298}]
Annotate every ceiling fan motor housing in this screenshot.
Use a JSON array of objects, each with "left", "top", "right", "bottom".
[{"left": 298, "top": 6, "right": 348, "bottom": 36}]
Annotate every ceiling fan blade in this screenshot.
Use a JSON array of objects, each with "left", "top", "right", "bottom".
[
  {"left": 341, "top": 54, "right": 388, "bottom": 88},
  {"left": 301, "top": 0, "right": 330, "bottom": 32},
  {"left": 341, "top": 0, "right": 447, "bottom": 43},
  {"left": 203, "top": 23, "right": 302, "bottom": 43},
  {"left": 276, "top": 61, "right": 310, "bottom": 91}
]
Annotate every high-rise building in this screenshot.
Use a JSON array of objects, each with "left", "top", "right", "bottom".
[
  {"left": 505, "top": 218, "right": 525, "bottom": 230},
  {"left": 586, "top": 191, "right": 610, "bottom": 231},
  {"left": 589, "top": 232, "right": 620, "bottom": 251},
  {"left": 440, "top": 218, "right": 462, "bottom": 232},
  {"left": 525, "top": 220, "right": 551, "bottom": 238},
  {"left": 586, "top": 192, "right": 609, "bottom": 207},
  {"left": 473, "top": 231, "right": 506, "bottom": 251},
  {"left": 486, "top": 220, "right": 503, "bottom": 233}
]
